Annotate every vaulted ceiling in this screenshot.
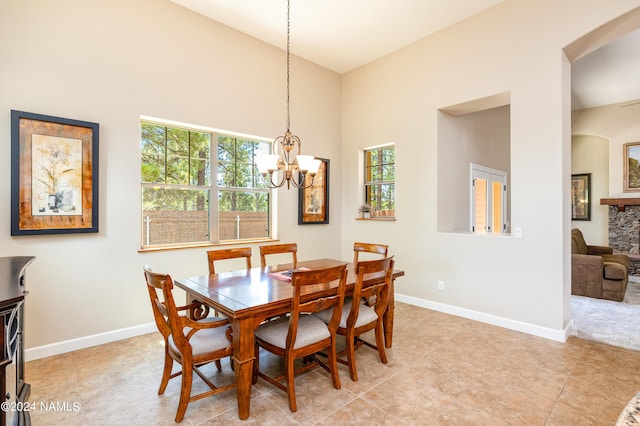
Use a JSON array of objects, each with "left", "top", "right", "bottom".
[
  {"left": 170, "top": 0, "right": 640, "bottom": 110},
  {"left": 169, "top": 0, "right": 504, "bottom": 73}
]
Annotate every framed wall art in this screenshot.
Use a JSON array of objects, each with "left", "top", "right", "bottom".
[
  {"left": 624, "top": 142, "right": 640, "bottom": 192},
  {"left": 571, "top": 173, "right": 591, "bottom": 221},
  {"left": 298, "top": 158, "right": 329, "bottom": 224},
  {"left": 11, "top": 110, "right": 99, "bottom": 235}
]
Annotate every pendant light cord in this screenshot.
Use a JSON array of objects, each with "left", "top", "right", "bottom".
[{"left": 286, "top": 0, "right": 291, "bottom": 132}]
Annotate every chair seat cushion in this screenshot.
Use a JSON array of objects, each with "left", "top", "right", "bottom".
[
  {"left": 255, "top": 315, "right": 329, "bottom": 349},
  {"left": 315, "top": 299, "right": 379, "bottom": 329},
  {"left": 602, "top": 254, "right": 631, "bottom": 268},
  {"left": 604, "top": 262, "right": 627, "bottom": 280},
  {"left": 168, "top": 318, "right": 231, "bottom": 357}
]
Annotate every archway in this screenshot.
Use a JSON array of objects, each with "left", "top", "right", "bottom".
[{"left": 566, "top": 6, "right": 640, "bottom": 347}]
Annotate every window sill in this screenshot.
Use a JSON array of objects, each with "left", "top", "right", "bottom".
[
  {"left": 355, "top": 217, "right": 396, "bottom": 221},
  {"left": 138, "top": 237, "right": 277, "bottom": 253}
]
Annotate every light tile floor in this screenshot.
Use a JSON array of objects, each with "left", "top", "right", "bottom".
[{"left": 25, "top": 302, "right": 640, "bottom": 425}]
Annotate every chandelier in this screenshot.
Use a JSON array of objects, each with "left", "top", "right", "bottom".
[{"left": 257, "top": 0, "right": 320, "bottom": 189}]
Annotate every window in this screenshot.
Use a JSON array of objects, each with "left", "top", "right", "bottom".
[
  {"left": 364, "top": 144, "right": 395, "bottom": 217},
  {"left": 141, "top": 119, "right": 272, "bottom": 248},
  {"left": 470, "top": 163, "right": 506, "bottom": 233}
]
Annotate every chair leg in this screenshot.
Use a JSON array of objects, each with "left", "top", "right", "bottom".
[
  {"left": 175, "top": 361, "right": 193, "bottom": 423},
  {"left": 286, "top": 355, "right": 297, "bottom": 412},
  {"left": 158, "top": 349, "right": 173, "bottom": 395},
  {"left": 375, "top": 322, "right": 388, "bottom": 364},
  {"left": 328, "top": 336, "right": 342, "bottom": 390},
  {"left": 215, "top": 359, "right": 222, "bottom": 372},
  {"left": 346, "top": 330, "right": 358, "bottom": 382}
]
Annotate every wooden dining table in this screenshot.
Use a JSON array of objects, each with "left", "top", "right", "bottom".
[{"left": 174, "top": 258, "right": 404, "bottom": 420}]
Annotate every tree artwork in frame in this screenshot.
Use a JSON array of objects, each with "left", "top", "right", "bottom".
[
  {"left": 298, "top": 158, "right": 329, "bottom": 224},
  {"left": 571, "top": 173, "right": 590, "bottom": 221},
  {"left": 11, "top": 110, "right": 99, "bottom": 235}
]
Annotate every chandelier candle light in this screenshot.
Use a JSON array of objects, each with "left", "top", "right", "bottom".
[{"left": 257, "top": 0, "right": 321, "bottom": 189}]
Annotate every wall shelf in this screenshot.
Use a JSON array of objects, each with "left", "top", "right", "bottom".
[{"left": 600, "top": 198, "right": 640, "bottom": 212}]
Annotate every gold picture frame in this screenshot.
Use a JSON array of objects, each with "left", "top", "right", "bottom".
[
  {"left": 11, "top": 110, "right": 99, "bottom": 235},
  {"left": 624, "top": 142, "right": 640, "bottom": 192},
  {"left": 298, "top": 158, "right": 329, "bottom": 224}
]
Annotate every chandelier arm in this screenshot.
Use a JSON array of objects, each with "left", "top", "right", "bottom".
[
  {"left": 291, "top": 134, "right": 301, "bottom": 156},
  {"left": 266, "top": 171, "right": 286, "bottom": 189},
  {"left": 290, "top": 172, "right": 316, "bottom": 189}
]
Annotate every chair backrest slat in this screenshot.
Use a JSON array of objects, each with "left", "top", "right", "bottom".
[
  {"left": 348, "top": 257, "right": 394, "bottom": 326},
  {"left": 287, "top": 264, "right": 347, "bottom": 349},
  {"left": 353, "top": 242, "right": 389, "bottom": 265},
  {"left": 207, "top": 247, "right": 252, "bottom": 274},
  {"left": 260, "top": 243, "right": 298, "bottom": 268}
]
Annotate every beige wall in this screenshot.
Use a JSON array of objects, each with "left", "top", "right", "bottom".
[
  {"left": 0, "top": 0, "right": 342, "bottom": 355},
  {"left": 3, "top": 0, "right": 640, "bottom": 358},
  {"left": 341, "top": 1, "right": 640, "bottom": 337},
  {"left": 572, "top": 101, "right": 640, "bottom": 246},
  {"left": 571, "top": 134, "right": 610, "bottom": 245},
  {"left": 573, "top": 102, "right": 640, "bottom": 197}
]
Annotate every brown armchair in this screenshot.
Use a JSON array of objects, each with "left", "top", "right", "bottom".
[{"left": 571, "top": 228, "right": 629, "bottom": 302}]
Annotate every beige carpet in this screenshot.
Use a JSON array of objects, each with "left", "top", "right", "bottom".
[{"left": 571, "top": 276, "right": 640, "bottom": 351}]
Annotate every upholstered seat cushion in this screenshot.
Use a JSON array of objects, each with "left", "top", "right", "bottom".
[
  {"left": 255, "top": 315, "right": 329, "bottom": 349},
  {"left": 603, "top": 253, "right": 631, "bottom": 268},
  {"left": 604, "top": 262, "right": 628, "bottom": 280},
  {"left": 315, "top": 299, "right": 378, "bottom": 328},
  {"left": 168, "top": 319, "right": 230, "bottom": 356}
]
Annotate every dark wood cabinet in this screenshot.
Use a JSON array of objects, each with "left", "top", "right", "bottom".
[{"left": 0, "top": 257, "right": 33, "bottom": 426}]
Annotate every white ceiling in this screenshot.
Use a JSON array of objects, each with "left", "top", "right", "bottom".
[
  {"left": 571, "top": 29, "right": 640, "bottom": 110},
  {"left": 171, "top": 0, "right": 640, "bottom": 110},
  {"left": 170, "top": 0, "right": 503, "bottom": 73}
]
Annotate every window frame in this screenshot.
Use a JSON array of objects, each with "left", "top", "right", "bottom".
[
  {"left": 362, "top": 143, "right": 395, "bottom": 219},
  {"left": 470, "top": 163, "right": 507, "bottom": 233},
  {"left": 140, "top": 117, "right": 275, "bottom": 250}
]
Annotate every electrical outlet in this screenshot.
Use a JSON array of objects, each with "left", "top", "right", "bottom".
[{"left": 438, "top": 280, "right": 445, "bottom": 291}]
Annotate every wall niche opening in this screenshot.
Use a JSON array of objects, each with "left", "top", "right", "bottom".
[{"left": 437, "top": 92, "right": 511, "bottom": 233}]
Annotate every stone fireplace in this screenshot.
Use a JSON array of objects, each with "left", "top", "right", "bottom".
[{"left": 601, "top": 198, "right": 640, "bottom": 274}]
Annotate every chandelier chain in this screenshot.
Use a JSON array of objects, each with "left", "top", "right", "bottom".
[
  {"left": 286, "top": 0, "right": 291, "bottom": 132},
  {"left": 257, "top": 0, "right": 317, "bottom": 190}
]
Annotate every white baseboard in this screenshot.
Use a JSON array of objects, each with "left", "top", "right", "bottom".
[
  {"left": 395, "top": 293, "right": 571, "bottom": 343},
  {"left": 26, "top": 296, "right": 575, "bottom": 362},
  {"left": 25, "top": 322, "right": 157, "bottom": 362}
]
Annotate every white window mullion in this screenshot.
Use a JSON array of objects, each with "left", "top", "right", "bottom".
[{"left": 210, "top": 132, "right": 219, "bottom": 242}]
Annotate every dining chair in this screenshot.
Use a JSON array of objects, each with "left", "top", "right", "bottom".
[
  {"left": 353, "top": 242, "right": 388, "bottom": 306},
  {"left": 259, "top": 243, "right": 298, "bottom": 269},
  {"left": 143, "top": 266, "right": 235, "bottom": 423},
  {"left": 206, "top": 247, "right": 252, "bottom": 274},
  {"left": 315, "top": 256, "right": 394, "bottom": 382},
  {"left": 353, "top": 242, "right": 389, "bottom": 265},
  {"left": 252, "top": 264, "right": 347, "bottom": 412}
]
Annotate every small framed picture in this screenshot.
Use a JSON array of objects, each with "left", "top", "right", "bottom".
[
  {"left": 11, "top": 110, "right": 99, "bottom": 235},
  {"left": 624, "top": 142, "right": 640, "bottom": 192},
  {"left": 571, "top": 173, "right": 591, "bottom": 221},
  {"left": 298, "top": 158, "right": 329, "bottom": 224}
]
